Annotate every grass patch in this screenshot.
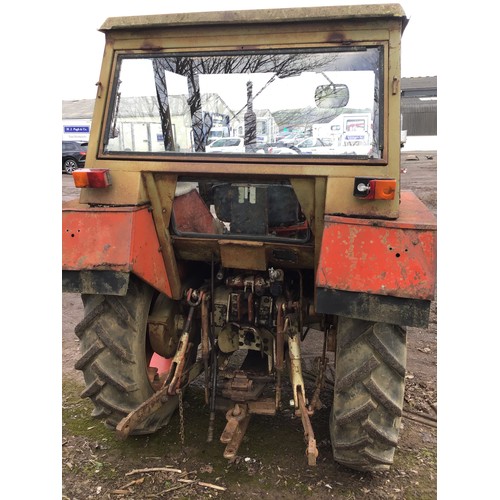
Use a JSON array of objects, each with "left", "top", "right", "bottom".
[{"left": 62, "top": 377, "right": 323, "bottom": 495}]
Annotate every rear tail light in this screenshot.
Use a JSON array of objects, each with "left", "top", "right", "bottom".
[
  {"left": 370, "top": 179, "right": 396, "bottom": 200},
  {"left": 353, "top": 177, "right": 396, "bottom": 200},
  {"left": 73, "top": 168, "right": 111, "bottom": 188}
]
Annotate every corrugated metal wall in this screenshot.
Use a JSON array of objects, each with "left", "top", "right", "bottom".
[{"left": 401, "top": 98, "right": 437, "bottom": 136}]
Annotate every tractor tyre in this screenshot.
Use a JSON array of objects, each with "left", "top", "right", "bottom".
[
  {"left": 330, "top": 317, "right": 407, "bottom": 471},
  {"left": 74, "top": 275, "right": 185, "bottom": 434}
]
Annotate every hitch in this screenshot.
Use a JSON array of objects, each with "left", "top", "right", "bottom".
[
  {"left": 220, "top": 403, "right": 252, "bottom": 460},
  {"left": 288, "top": 330, "right": 319, "bottom": 465},
  {"left": 115, "top": 358, "right": 204, "bottom": 439},
  {"left": 297, "top": 389, "right": 319, "bottom": 466},
  {"left": 116, "top": 288, "right": 204, "bottom": 439}
]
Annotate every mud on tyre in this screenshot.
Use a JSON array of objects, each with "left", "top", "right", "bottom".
[
  {"left": 331, "top": 317, "right": 407, "bottom": 471},
  {"left": 74, "top": 275, "right": 181, "bottom": 434}
]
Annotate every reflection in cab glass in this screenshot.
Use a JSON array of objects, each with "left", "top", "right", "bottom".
[{"left": 104, "top": 48, "right": 382, "bottom": 158}]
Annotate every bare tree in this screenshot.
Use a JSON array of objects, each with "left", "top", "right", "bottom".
[{"left": 150, "top": 52, "right": 336, "bottom": 151}]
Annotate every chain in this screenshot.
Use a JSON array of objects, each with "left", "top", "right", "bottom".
[{"left": 177, "top": 389, "right": 185, "bottom": 447}]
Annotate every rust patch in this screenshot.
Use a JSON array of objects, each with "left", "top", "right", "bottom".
[
  {"left": 63, "top": 206, "right": 171, "bottom": 296},
  {"left": 140, "top": 40, "right": 163, "bottom": 51},
  {"left": 316, "top": 217, "right": 436, "bottom": 300},
  {"left": 327, "top": 31, "right": 346, "bottom": 42}
]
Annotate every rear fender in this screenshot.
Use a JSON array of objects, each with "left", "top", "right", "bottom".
[
  {"left": 315, "top": 191, "right": 436, "bottom": 326},
  {"left": 62, "top": 201, "right": 172, "bottom": 297}
]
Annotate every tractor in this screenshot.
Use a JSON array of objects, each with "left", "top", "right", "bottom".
[{"left": 62, "top": 3, "right": 436, "bottom": 472}]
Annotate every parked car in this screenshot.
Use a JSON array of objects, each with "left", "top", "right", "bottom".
[
  {"left": 266, "top": 142, "right": 300, "bottom": 155},
  {"left": 278, "top": 132, "right": 309, "bottom": 146},
  {"left": 205, "top": 137, "right": 245, "bottom": 153},
  {"left": 296, "top": 137, "right": 336, "bottom": 154},
  {"left": 62, "top": 141, "right": 87, "bottom": 173}
]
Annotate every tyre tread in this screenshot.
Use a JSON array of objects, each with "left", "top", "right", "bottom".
[
  {"left": 363, "top": 376, "right": 403, "bottom": 417},
  {"left": 335, "top": 355, "right": 379, "bottom": 392},
  {"left": 74, "top": 339, "right": 105, "bottom": 371},
  {"left": 74, "top": 276, "right": 180, "bottom": 435},
  {"left": 331, "top": 318, "right": 407, "bottom": 472}
]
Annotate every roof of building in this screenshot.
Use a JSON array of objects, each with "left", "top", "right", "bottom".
[
  {"left": 401, "top": 76, "right": 437, "bottom": 97},
  {"left": 62, "top": 99, "right": 95, "bottom": 120}
]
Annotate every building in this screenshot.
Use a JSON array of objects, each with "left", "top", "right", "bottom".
[
  {"left": 62, "top": 97, "right": 278, "bottom": 149},
  {"left": 63, "top": 76, "right": 437, "bottom": 151},
  {"left": 401, "top": 76, "right": 437, "bottom": 150},
  {"left": 62, "top": 99, "right": 94, "bottom": 142}
]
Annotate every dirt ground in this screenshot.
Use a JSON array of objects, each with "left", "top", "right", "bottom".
[{"left": 62, "top": 151, "right": 437, "bottom": 499}]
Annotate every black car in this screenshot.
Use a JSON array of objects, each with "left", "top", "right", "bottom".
[{"left": 62, "top": 141, "right": 87, "bottom": 174}]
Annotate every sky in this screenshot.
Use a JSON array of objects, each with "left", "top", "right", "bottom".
[{"left": 60, "top": 0, "right": 439, "bottom": 101}]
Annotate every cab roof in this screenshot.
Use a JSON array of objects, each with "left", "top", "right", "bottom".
[{"left": 100, "top": 3, "right": 407, "bottom": 32}]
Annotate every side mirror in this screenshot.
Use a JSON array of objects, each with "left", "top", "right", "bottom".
[{"left": 315, "top": 84, "right": 349, "bottom": 108}]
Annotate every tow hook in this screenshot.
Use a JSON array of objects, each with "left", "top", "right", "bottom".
[{"left": 220, "top": 403, "right": 251, "bottom": 460}]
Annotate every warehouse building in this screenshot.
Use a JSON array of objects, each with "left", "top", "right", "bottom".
[{"left": 401, "top": 76, "right": 437, "bottom": 150}]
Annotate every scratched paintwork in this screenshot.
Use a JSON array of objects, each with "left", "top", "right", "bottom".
[
  {"left": 62, "top": 203, "right": 171, "bottom": 297},
  {"left": 316, "top": 191, "right": 436, "bottom": 300}
]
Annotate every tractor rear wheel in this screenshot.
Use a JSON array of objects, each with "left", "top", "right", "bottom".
[
  {"left": 330, "top": 317, "right": 407, "bottom": 471},
  {"left": 74, "top": 275, "right": 184, "bottom": 434}
]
